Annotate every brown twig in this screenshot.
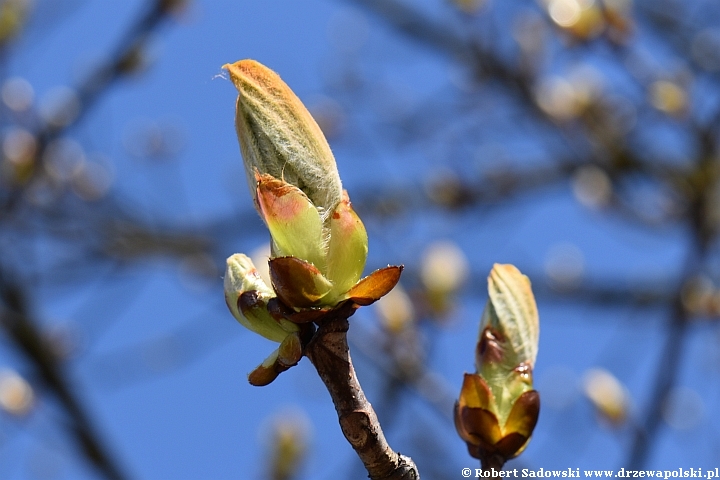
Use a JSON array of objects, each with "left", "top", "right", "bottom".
[
  {"left": 304, "top": 304, "right": 420, "bottom": 480},
  {"left": 481, "top": 454, "right": 505, "bottom": 471}
]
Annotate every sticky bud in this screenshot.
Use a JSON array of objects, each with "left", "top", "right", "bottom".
[{"left": 455, "top": 264, "right": 541, "bottom": 466}]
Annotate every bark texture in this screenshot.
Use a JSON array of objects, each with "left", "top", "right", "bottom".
[{"left": 305, "top": 306, "right": 420, "bottom": 480}]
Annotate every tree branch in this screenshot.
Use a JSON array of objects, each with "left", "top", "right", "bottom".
[{"left": 305, "top": 305, "right": 420, "bottom": 480}]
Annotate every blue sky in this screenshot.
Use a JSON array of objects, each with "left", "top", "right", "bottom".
[{"left": 1, "top": 0, "right": 718, "bottom": 479}]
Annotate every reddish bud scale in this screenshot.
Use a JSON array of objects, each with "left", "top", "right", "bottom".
[{"left": 455, "top": 373, "right": 540, "bottom": 461}]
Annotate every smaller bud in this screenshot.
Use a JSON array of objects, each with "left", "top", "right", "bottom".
[
  {"left": 224, "top": 253, "right": 298, "bottom": 342},
  {"left": 455, "top": 264, "right": 540, "bottom": 466},
  {"left": 247, "top": 333, "right": 304, "bottom": 387},
  {"left": 248, "top": 349, "right": 282, "bottom": 387}
]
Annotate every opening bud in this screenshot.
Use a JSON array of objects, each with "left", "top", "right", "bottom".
[{"left": 455, "top": 264, "right": 541, "bottom": 466}]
